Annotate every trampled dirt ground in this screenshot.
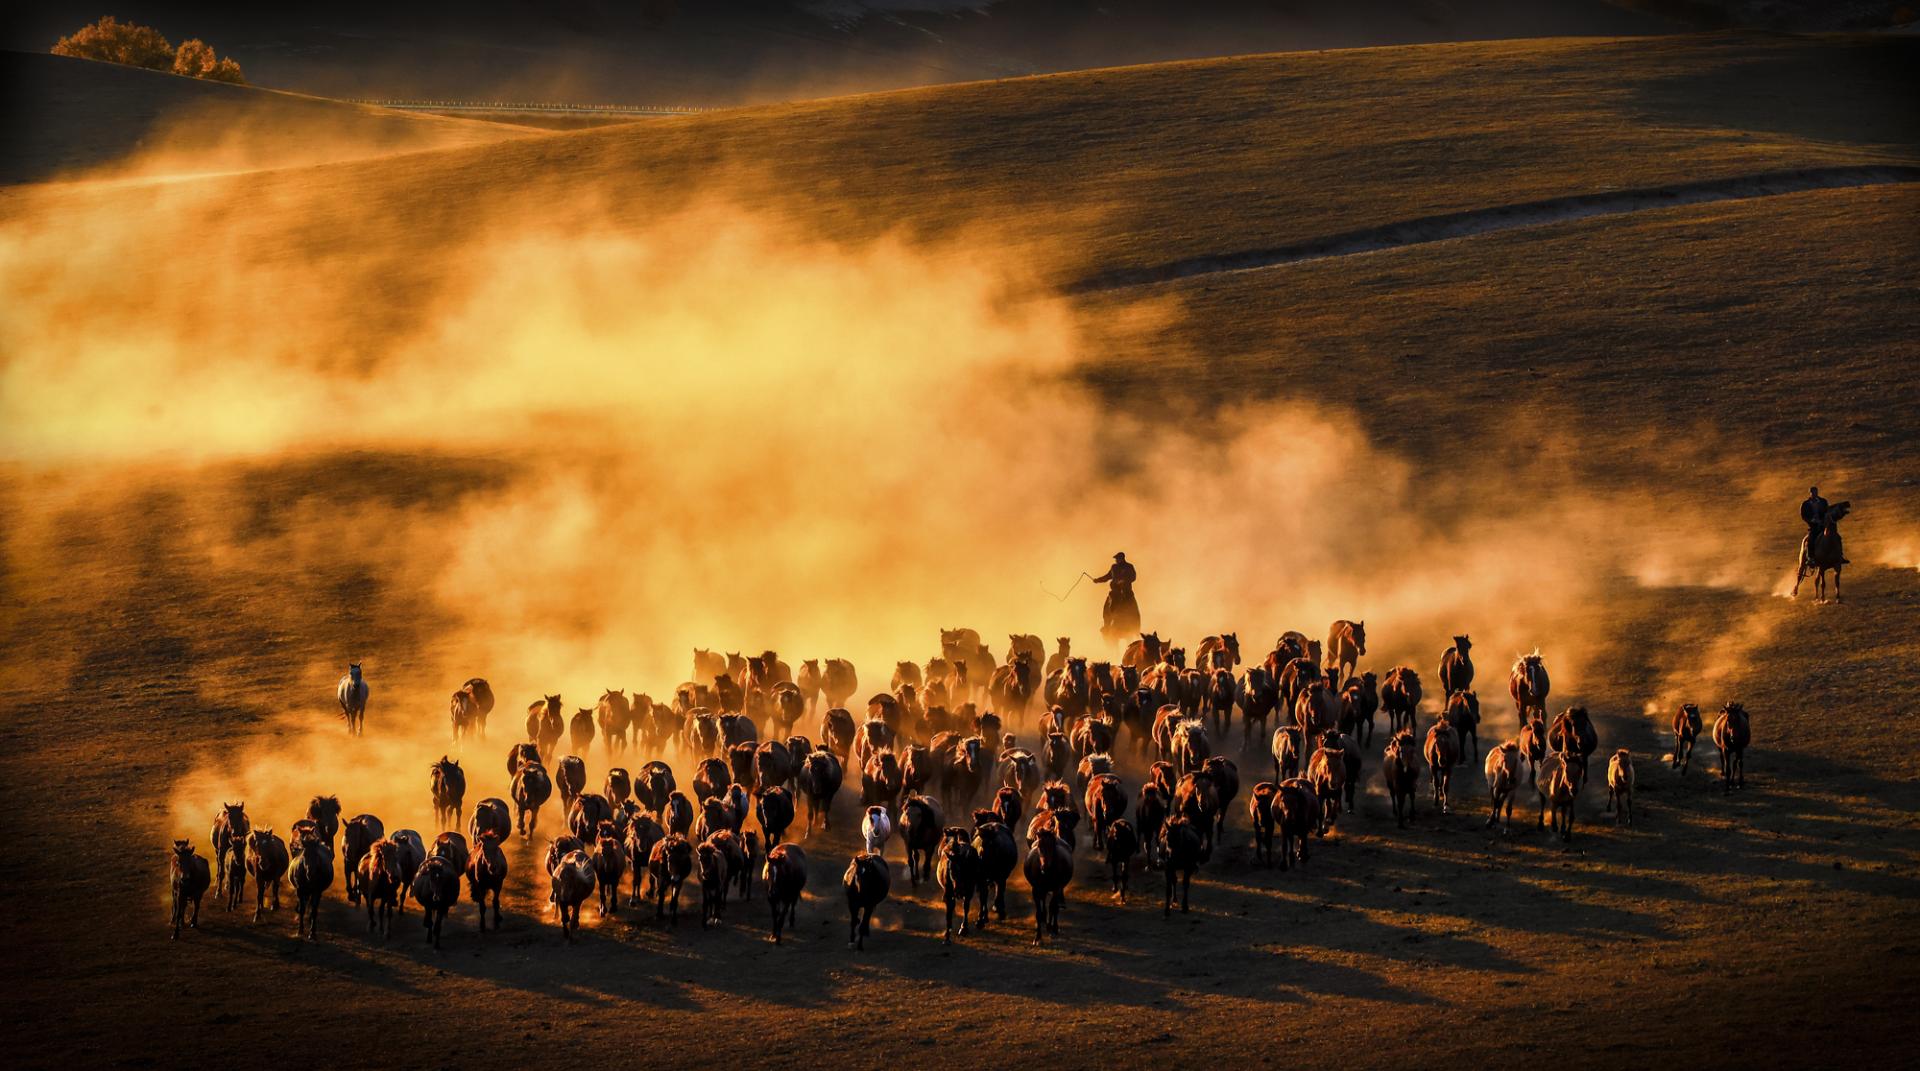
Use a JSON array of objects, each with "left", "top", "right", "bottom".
[{"left": 2, "top": 31, "right": 1917, "bottom": 1069}]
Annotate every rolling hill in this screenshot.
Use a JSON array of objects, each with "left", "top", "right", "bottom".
[
  {"left": 2, "top": 29, "right": 1916, "bottom": 1069},
  {"left": 1, "top": 49, "right": 527, "bottom": 184}
]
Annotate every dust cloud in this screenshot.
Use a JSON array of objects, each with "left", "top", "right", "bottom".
[{"left": 0, "top": 124, "right": 1794, "bottom": 840}]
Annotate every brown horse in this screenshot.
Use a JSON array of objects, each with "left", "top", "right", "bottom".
[
  {"left": 1712, "top": 702, "right": 1751, "bottom": 792},
  {"left": 1671, "top": 702, "right": 1703, "bottom": 774},
  {"left": 459, "top": 678, "right": 495, "bottom": 739},
  {"left": 822, "top": 659, "right": 860, "bottom": 710},
  {"left": 796, "top": 659, "right": 824, "bottom": 714},
  {"left": 1548, "top": 706, "right": 1599, "bottom": 782},
  {"left": 569, "top": 707, "right": 596, "bottom": 756},
  {"left": 1044, "top": 637, "right": 1073, "bottom": 679},
  {"left": 1438, "top": 634, "right": 1473, "bottom": 697},
  {"left": 526, "top": 695, "right": 564, "bottom": 760},
  {"left": 169, "top": 840, "right": 211, "bottom": 939},
  {"left": 1324, "top": 621, "right": 1365, "bottom": 686},
  {"left": 1423, "top": 717, "right": 1460, "bottom": 814},
  {"left": 1792, "top": 500, "right": 1849, "bottom": 603},
  {"left": 1122, "top": 632, "right": 1164, "bottom": 670},
  {"left": 450, "top": 689, "right": 480, "bottom": 744},
  {"left": 1380, "top": 666, "right": 1422, "bottom": 735},
  {"left": 1196, "top": 632, "right": 1241, "bottom": 672},
  {"left": 595, "top": 689, "right": 632, "bottom": 759},
  {"left": 1508, "top": 653, "right": 1550, "bottom": 721},
  {"left": 210, "top": 802, "right": 249, "bottom": 910}
]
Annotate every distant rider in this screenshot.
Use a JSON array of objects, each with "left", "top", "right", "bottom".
[{"left": 1800, "top": 486, "right": 1828, "bottom": 565}]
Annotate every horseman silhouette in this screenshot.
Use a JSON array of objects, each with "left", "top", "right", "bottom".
[
  {"left": 1792, "top": 492, "right": 1850, "bottom": 603},
  {"left": 1091, "top": 552, "right": 1140, "bottom": 648}
]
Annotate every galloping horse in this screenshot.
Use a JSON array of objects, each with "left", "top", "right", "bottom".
[
  {"left": 1508, "top": 653, "right": 1550, "bottom": 722},
  {"left": 337, "top": 664, "right": 369, "bottom": 737},
  {"left": 1324, "top": 621, "right": 1365, "bottom": 686}
]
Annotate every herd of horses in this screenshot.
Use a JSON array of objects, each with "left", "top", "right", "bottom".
[{"left": 167, "top": 623, "right": 1756, "bottom": 949}]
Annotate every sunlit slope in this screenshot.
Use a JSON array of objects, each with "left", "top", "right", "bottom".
[
  {"left": 1080, "top": 184, "right": 1920, "bottom": 503},
  {"left": 12, "top": 34, "right": 1911, "bottom": 269},
  {"left": 3, "top": 31, "right": 1918, "bottom": 1067},
  {"left": 1, "top": 50, "right": 530, "bottom": 184}
]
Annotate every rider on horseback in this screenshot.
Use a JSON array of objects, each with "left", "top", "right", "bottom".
[
  {"left": 1800, "top": 486, "right": 1846, "bottom": 566},
  {"left": 1797, "top": 491, "right": 1827, "bottom": 568},
  {"left": 1091, "top": 552, "right": 1140, "bottom": 641}
]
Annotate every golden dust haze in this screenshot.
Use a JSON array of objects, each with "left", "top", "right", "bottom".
[{"left": 0, "top": 115, "right": 1799, "bottom": 841}]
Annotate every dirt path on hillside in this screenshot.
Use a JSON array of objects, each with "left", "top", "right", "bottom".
[{"left": 1066, "top": 166, "right": 1920, "bottom": 292}]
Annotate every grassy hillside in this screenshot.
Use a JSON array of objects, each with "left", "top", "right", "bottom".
[
  {"left": 2, "top": 1, "right": 1675, "bottom": 104},
  {"left": 3, "top": 31, "right": 1916, "bottom": 1068},
  {"left": 1, "top": 50, "right": 527, "bottom": 184},
  {"left": 10, "top": 35, "right": 1914, "bottom": 270},
  {"left": 1081, "top": 183, "right": 1920, "bottom": 504}
]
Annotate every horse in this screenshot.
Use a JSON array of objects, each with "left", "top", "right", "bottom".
[
  {"left": 551, "top": 850, "right": 597, "bottom": 942},
  {"left": 1671, "top": 702, "right": 1703, "bottom": 774},
  {"left": 1381, "top": 730, "right": 1419, "bottom": 828},
  {"left": 450, "top": 689, "right": 479, "bottom": 744},
  {"left": 467, "top": 829, "right": 509, "bottom": 931},
  {"left": 431, "top": 756, "right": 466, "bottom": 829},
  {"left": 288, "top": 828, "right": 333, "bottom": 940},
  {"left": 460, "top": 678, "right": 495, "bottom": 739},
  {"left": 843, "top": 851, "right": 892, "bottom": 950},
  {"left": 1324, "top": 620, "right": 1365, "bottom": 686},
  {"left": 1713, "top": 702, "right": 1751, "bottom": 792},
  {"left": 526, "top": 694, "right": 564, "bottom": 760},
  {"left": 1605, "top": 749, "right": 1635, "bottom": 824},
  {"left": 245, "top": 828, "right": 289, "bottom": 921},
  {"left": 168, "top": 840, "right": 210, "bottom": 939},
  {"left": 1485, "top": 740, "right": 1523, "bottom": 832},
  {"left": 1380, "top": 666, "right": 1421, "bottom": 735},
  {"left": 412, "top": 857, "right": 460, "bottom": 949},
  {"left": 1792, "top": 500, "right": 1849, "bottom": 602},
  {"left": 796, "top": 660, "right": 824, "bottom": 714},
  {"left": 595, "top": 689, "right": 632, "bottom": 759},
  {"left": 1122, "top": 632, "right": 1164, "bottom": 670},
  {"left": 764, "top": 843, "right": 808, "bottom": 944},
  {"left": 1340, "top": 671, "right": 1379, "bottom": 747},
  {"left": 337, "top": 663, "right": 369, "bottom": 736},
  {"left": 1196, "top": 632, "right": 1241, "bottom": 672},
  {"left": 1044, "top": 637, "right": 1073, "bottom": 679},
  {"left": 1508, "top": 653, "right": 1550, "bottom": 721},
  {"left": 1023, "top": 827, "right": 1073, "bottom": 946},
  {"left": 822, "top": 659, "right": 860, "bottom": 710},
  {"left": 1438, "top": 634, "right": 1473, "bottom": 697},
  {"left": 1445, "top": 690, "right": 1482, "bottom": 765},
  {"left": 210, "top": 802, "right": 249, "bottom": 910},
  {"left": 1548, "top": 706, "right": 1599, "bottom": 782},
  {"left": 1423, "top": 718, "right": 1460, "bottom": 815},
  {"left": 569, "top": 708, "right": 596, "bottom": 757}
]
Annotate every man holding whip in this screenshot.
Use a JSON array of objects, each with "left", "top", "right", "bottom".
[{"left": 1089, "top": 552, "right": 1141, "bottom": 649}]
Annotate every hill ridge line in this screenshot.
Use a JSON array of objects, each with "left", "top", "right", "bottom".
[{"left": 1064, "top": 165, "right": 1920, "bottom": 293}]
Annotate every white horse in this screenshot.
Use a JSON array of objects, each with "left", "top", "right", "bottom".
[
  {"left": 337, "top": 663, "right": 370, "bottom": 737},
  {"left": 861, "top": 805, "right": 892, "bottom": 857}
]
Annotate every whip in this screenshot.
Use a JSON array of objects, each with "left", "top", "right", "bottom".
[{"left": 1042, "top": 572, "right": 1095, "bottom": 602}]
